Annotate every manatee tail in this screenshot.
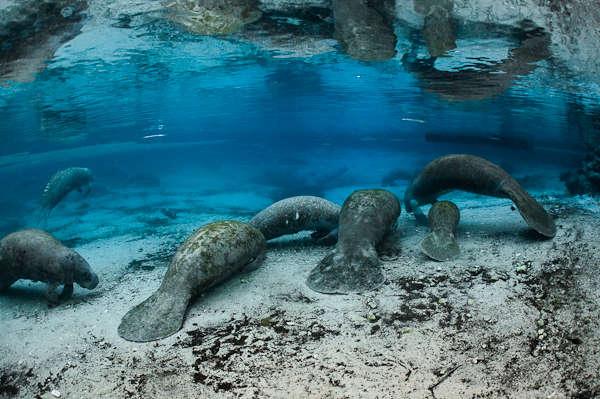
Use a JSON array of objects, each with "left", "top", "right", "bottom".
[
  {"left": 420, "top": 231, "right": 460, "bottom": 262},
  {"left": 118, "top": 288, "right": 191, "bottom": 342},
  {"left": 306, "top": 249, "right": 384, "bottom": 294},
  {"left": 502, "top": 182, "right": 556, "bottom": 238}
]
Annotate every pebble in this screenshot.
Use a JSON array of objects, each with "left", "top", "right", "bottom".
[{"left": 50, "top": 389, "right": 61, "bottom": 398}]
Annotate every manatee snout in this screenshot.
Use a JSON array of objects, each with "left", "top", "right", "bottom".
[{"left": 71, "top": 254, "right": 99, "bottom": 289}]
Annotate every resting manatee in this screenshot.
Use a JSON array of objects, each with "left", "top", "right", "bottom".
[
  {"left": 421, "top": 201, "right": 460, "bottom": 261},
  {"left": 41, "top": 167, "right": 93, "bottom": 220},
  {"left": 118, "top": 221, "right": 265, "bottom": 342},
  {"left": 306, "top": 189, "right": 400, "bottom": 294},
  {"left": 0, "top": 229, "right": 98, "bottom": 302},
  {"left": 404, "top": 154, "right": 556, "bottom": 238},
  {"left": 249, "top": 196, "right": 341, "bottom": 243}
]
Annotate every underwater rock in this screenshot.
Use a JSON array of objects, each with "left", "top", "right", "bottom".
[
  {"left": 331, "top": 0, "right": 397, "bottom": 61},
  {"left": 0, "top": 0, "right": 88, "bottom": 82},
  {"left": 306, "top": 189, "right": 400, "bottom": 294},
  {"left": 167, "top": 0, "right": 262, "bottom": 35},
  {"left": 40, "top": 167, "right": 93, "bottom": 221},
  {"left": 404, "top": 154, "right": 556, "bottom": 238},
  {"left": 420, "top": 200, "right": 460, "bottom": 262},
  {"left": 249, "top": 196, "right": 340, "bottom": 242},
  {"left": 561, "top": 149, "right": 600, "bottom": 195},
  {"left": 0, "top": 229, "right": 98, "bottom": 302},
  {"left": 118, "top": 221, "right": 266, "bottom": 342}
]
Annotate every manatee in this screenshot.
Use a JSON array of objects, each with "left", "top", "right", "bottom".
[
  {"left": 41, "top": 167, "right": 93, "bottom": 220},
  {"left": 118, "top": 221, "right": 266, "bottom": 342},
  {"left": 249, "top": 196, "right": 341, "bottom": 243},
  {"left": 306, "top": 189, "right": 400, "bottom": 294},
  {"left": 0, "top": 229, "right": 98, "bottom": 302},
  {"left": 420, "top": 200, "right": 460, "bottom": 261},
  {"left": 404, "top": 154, "right": 556, "bottom": 238}
]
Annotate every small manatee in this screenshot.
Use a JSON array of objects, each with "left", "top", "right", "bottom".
[
  {"left": 306, "top": 189, "right": 400, "bottom": 294},
  {"left": 41, "top": 167, "right": 93, "bottom": 221},
  {"left": 249, "top": 196, "right": 341, "bottom": 243},
  {"left": 404, "top": 154, "right": 556, "bottom": 238},
  {"left": 0, "top": 229, "right": 98, "bottom": 302},
  {"left": 421, "top": 201, "right": 460, "bottom": 261},
  {"left": 118, "top": 221, "right": 266, "bottom": 342}
]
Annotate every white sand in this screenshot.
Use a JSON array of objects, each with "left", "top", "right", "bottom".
[{"left": 1, "top": 195, "right": 599, "bottom": 398}]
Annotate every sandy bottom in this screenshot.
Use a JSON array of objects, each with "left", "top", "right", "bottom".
[{"left": 1, "top": 194, "right": 599, "bottom": 399}]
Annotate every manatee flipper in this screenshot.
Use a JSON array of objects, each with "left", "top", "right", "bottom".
[
  {"left": 421, "top": 231, "right": 460, "bottom": 261},
  {"left": 377, "top": 231, "right": 402, "bottom": 261},
  {"left": 45, "top": 282, "right": 62, "bottom": 303},
  {"left": 306, "top": 250, "right": 384, "bottom": 294},
  {"left": 59, "top": 283, "right": 74, "bottom": 300},
  {"left": 118, "top": 289, "right": 192, "bottom": 342},
  {"left": 241, "top": 251, "right": 266, "bottom": 273},
  {"left": 311, "top": 228, "right": 338, "bottom": 245},
  {"left": 502, "top": 183, "right": 556, "bottom": 238}
]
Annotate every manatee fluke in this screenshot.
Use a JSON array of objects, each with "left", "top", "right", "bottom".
[
  {"left": 421, "top": 201, "right": 460, "bottom": 261},
  {"left": 40, "top": 167, "right": 93, "bottom": 221},
  {"left": 0, "top": 229, "right": 98, "bottom": 302},
  {"left": 306, "top": 190, "right": 400, "bottom": 294},
  {"left": 118, "top": 221, "right": 265, "bottom": 342},
  {"left": 404, "top": 154, "right": 556, "bottom": 238},
  {"left": 249, "top": 196, "right": 341, "bottom": 243}
]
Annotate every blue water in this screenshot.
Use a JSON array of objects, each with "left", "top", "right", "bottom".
[{"left": 0, "top": 7, "right": 595, "bottom": 240}]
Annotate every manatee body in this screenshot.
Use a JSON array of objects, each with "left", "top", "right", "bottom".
[
  {"left": 0, "top": 229, "right": 98, "bottom": 301},
  {"left": 249, "top": 196, "right": 341, "bottom": 242},
  {"left": 41, "top": 167, "right": 93, "bottom": 217},
  {"left": 421, "top": 200, "right": 460, "bottom": 261},
  {"left": 118, "top": 221, "right": 266, "bottom": 342},
  {"left": 404, "top": 154, "right": 556, "bottom": 238},
  {"left": 306, "top": 189, "right": 400, "bottom": 294}
]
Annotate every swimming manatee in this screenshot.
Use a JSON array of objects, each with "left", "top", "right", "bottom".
[
  {"left": 421, "top": 200, "right": 460, "bottom": 261},
  {"left": 118, "top": 221, "right": 266, "bottom": 342},
  {"left": 41, "top": 167, "right": 93, "bottom": 220},
  {"left": 0, "top": 229, "right": 98, "bottom": 302},
  {"left": 249, "top": 196, "right": 341, "bottom": 243},
  {"left": 306, "top": 189, "right": 400, "bottom": 294},
  {"left": 404, "top": 154, "right": 556, "bottom": 238}
]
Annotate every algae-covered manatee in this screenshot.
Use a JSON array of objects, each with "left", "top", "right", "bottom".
[
  {"left": 0, "top": 229, "right": 98, "bottom": 302},
  {"left": 404, "top": 154, "right": 556, "bottom": 238},
  {"left": 118, "top": 221, "right": 266, "bottom": 342},
  {"left": 249, "top": 196, "right": 340, "bottom": 243},
  {"left": 306, "top": 189, "right": 400, "bottom": 294},
  {"left": 420, "top": 200, "right": 460, "bottom": 261}
]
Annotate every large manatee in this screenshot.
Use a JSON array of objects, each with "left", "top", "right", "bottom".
[
  {"left": 420, "top": 200, "right": 460, "bottom": 261},
  {"left": 118, "top": 221, "right": 266, "bottom": 342},
  {"left": 306, "top": 189, "right": 400, "bottom": 294},
  {"left": 404, "top": 154, "right": 556, "bottom": 238}
]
